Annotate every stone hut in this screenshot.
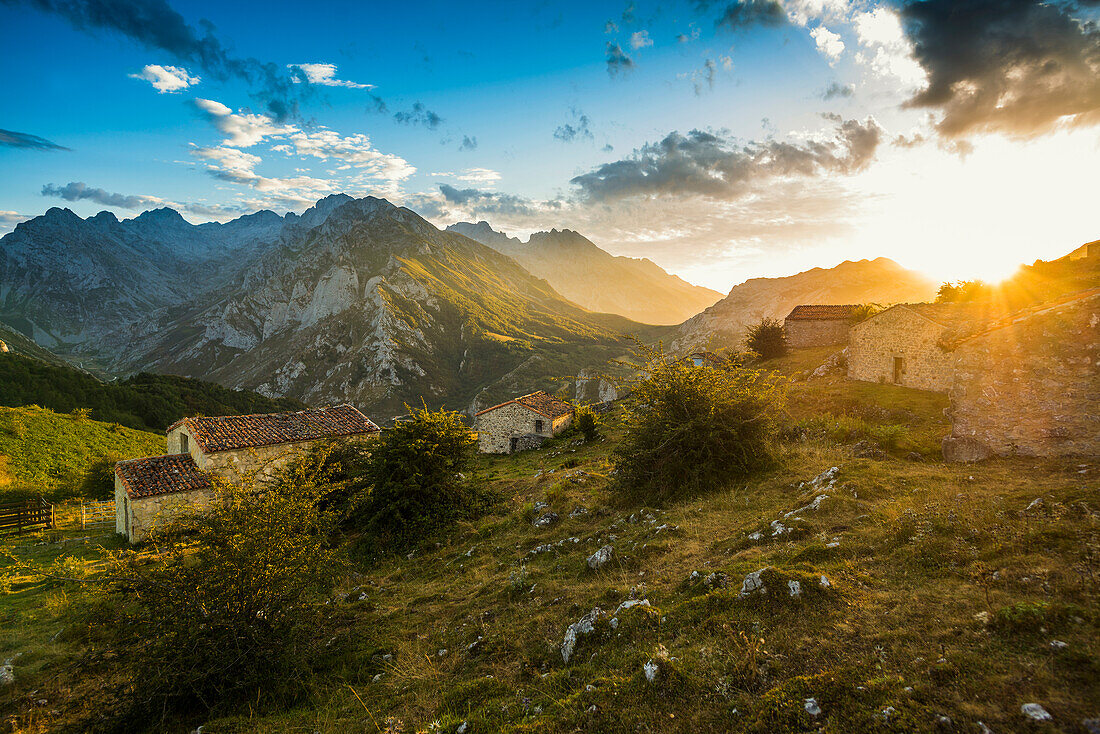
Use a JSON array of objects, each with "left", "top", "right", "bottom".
[
  {"left": 942, "top": 289, "right": 1099, "bottom": 461},
  {"left": 783, "top": 305, "right": 858, "bottom": 348},
  {"left": 847, "top": 303, "right": 985, "bottom": 392},
  {"left": 115, "top": 404, "right": 380, "bottom": 542},
  {"left": 474, "top": 391, "right": 575, "bottom": 454}
]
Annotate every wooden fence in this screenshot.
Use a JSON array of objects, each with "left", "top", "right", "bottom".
[{"left": 0, "top": 496, "right": 54, "bottom": 535}]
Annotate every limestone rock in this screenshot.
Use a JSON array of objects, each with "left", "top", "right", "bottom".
[
  {"left": 562, "top": 607, "right": 603, "bottom": 663},
  {"left": 587, "top": 544, "right": 613, "bottom": 570},
  {"left": 739, "top": 568, "right": 769, "bottom": 597},
  {"left": 942, "top": 435, "right": 992, "bottom": 463},
  {"left": 533, "top": 511, "right": 559, "bottom": 528},
  {"left": 1021, "top": 703, "right": 1052, "bottom": 721}
]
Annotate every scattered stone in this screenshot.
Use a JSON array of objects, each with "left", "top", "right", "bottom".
[
  {"left": 973, "top": 611, "right": 991, "bottom": 625},
  {"left": 747, "top": 531, "right": 763, "bottom": 541},
  {"left": 466, "top": 637, "right": 484, "bottom": 653},
  {"left": 787, "top": 580, "right": 801, "bottom": 598},
  {"left": 1026, "top": 498, "right": 1044, "bottom": 512},
  {"left": 587, "top": 545, "right": 613, "bottom": 570},
  {"left": 810, "top": 347, "right": 848, "bottom": 379},
  {"left": 906, "top": 452, "right": 925, "bottom": 462},
  {"left": 818, "top": 575, "right": 831, "bottom": 588},
  {"left": 562, "top": 608, "right": 603, "bottom": 663},
  {"left": 977, "top": 722, "right": 994, "bottom": 734},
  {"left": 569, "top": 506, "right": 589, "bottom": 518},
  {"left": 1021, "top": 703, "right": 1052, "bottom": 721},
  {"left": 804, "top": 698, "right": 821, "bottom": 716},
  {"left": 770, "top": 520, "right": 789, "bottom": 537},
  {"left": 371, "top": 673, "right": 383, "bottom": 683},
  {"left": 1081, "top": 718, "right": 1100, "bottom": 734},
  {"left": 825, "top": 541, "right": 840, "bottom": 548},
  {"left": 455, "top": 722, "right": 468, "bottom": 734},
  {"left": 739, "top": 568, "right": 769, "bottom": 597},
  {"left": 0, "top": 662, "right": 13, "bottom": 686},
  {"left": 533, "top": 511, "right": 560, "bottom": 528},
  {"left": 437, "top": 649, "right": 448, "bottom": 657},
  {"left": 1050, "top": 640, "right": 1067, "bottom": 650},
  {"left": 533, "top": 501, "right": 549, "bottom": 512},
  {"left": 936, "top": 714, "right": 953, "bottom": 728},
  {"left": 643, "top": 660, "right": 659, "bottom": 683},
  {"left": 704, "top": 571, "right": 728, "bottom": 589},
  {"left": 803, "top": 466, "right": 840, "bottom": 490},
  {"left": 614, "top": 599, "right": 650, "bottom": 615},
  {"left": 853, "top": 440, "right": 886, "bottom": 460}
]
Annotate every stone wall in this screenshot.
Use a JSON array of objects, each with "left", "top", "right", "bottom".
[
  {"left": 476, "top": 403, "right": 573, "bottom": 453},
  {"left": 115, "top": 475, "right": 214, "bottom": 543},
  {"left": 848, "top": 306, "right": 954, "bottom": 392},
  {"left": 785, "top": 319, "right": 851, "bottom": 348},
  {"left": 946, "top": 293, "right": 1100, "bottom": 458},
  {"left": 168, "top": 426, "right": 376, "bottom": 484}
]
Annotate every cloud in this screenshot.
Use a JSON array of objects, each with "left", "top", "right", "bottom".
[
  {"left": 0, "top": 128, "right": 70, "bottom": 151},
  {"left": 569, "top": 116, "right": 883, "bottom": 202},
  {"left": 606, "top": 42, "right": 635, "bottom": 76},
  {"left": 688, "top": 58, "right": 718, "bottom": 95},
  {"left": 714, "top": 0, "right": 786, "bottom": 30},
  {"left": 287, "top": 63, "right": 372, "bottom": 89},
  {"left": 128, "top": 63, "right": 199, "bottom": 92},
  {"left": 605, "top": 20, "right": 618, "bottom": 34},
  {"left": 554, "top": 109, "right": 594, "bottom": 142},
  {"left": 41, "top": 181, "right": 163, "bottom": 209},
  {"left": 437, "top": 184, "right": 550, "bottom": 218},
  {"left": 852, "top": 7, "right": 925, "bottom": 87},
  {"left": 821, "top": 81, "right": 854, "bottom": 99},
  {"left": 456, "top": 168, "right": 501, "bottom": 184},
  {"left": 459, "top": 135, "right": 478, "bottom": 151},
  {"left": 900, "top": 0, "right": 1100, "bottom": 138},
  {"left": 0, "top": 211, "right": 29, "bottom": 234},
  {"left": 284, "top": 129, "right": 416, "bottom": 180},
  {"left": 677, "top": 26, "right": 701, "bottom": 43},
  {"left": 392, "top": 101, "right": 443, "bottom": 129},
  {"left": 193, "top": 98, "right": 295, "bottom": 146},
  {"left": 810, "top": 26, "right": 845, "bottom": 62},
  {"left": 630, "top": 30, "right": 653, "bottom": 49},
  {"left": 11, "top": 0, "right": 309, "bottom": 119}
]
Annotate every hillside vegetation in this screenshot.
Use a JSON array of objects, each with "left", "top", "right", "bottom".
[
  {"left": 0, "top": 354, "right": 307, "bottom": 433},
  {"left": 0, "top": 405, "right": 162, "bottom": 496},
  {"left": 1, "top": 356, "right": 1097, "bottom": 733}
]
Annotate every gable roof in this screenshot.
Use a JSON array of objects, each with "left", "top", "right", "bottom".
[
  {"left": 785, "top": 304, "right": 859, "bottom": 321},
  {"left": 475, "top": 391, "right": 574, "bottom": 419},
  {"left": 115, "top": 454, "right": 212, "bottom": 499},
  {"left": 167, "top": 404, "right": 380, "bottom": 454}
]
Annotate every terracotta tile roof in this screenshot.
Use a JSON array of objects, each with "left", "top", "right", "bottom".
[
  {"left": 475, "top": 391, "right": 575, "bottom": 419},
  {"left": 167, "top": 404, "right": 380, "bottom": 454},
  {"left": 115, "top": 454, "right": 212, "bottom": 499},
  {"left": 785, "top": 304, "right": 859, "bottom": 321}
]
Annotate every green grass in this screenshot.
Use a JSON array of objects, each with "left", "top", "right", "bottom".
[
  {"left": 0, "top": 405, "right": 162, "bottom": 497},
  {"left": 1, "top": 376, "right": 1097, "bottom": 733}
]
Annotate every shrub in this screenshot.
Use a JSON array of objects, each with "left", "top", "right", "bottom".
[
  {"left": 100, "top": 457, "right": 344, "bottom": 729},
  {"left": 575, "top": 408, "right": 600, "bottom": 443},
  {"left": 744, "top": 317, "right": 788, "bottom": 360},
  {"left": 611, "top": 344, "right": 785, "bottom": 503},
  {"left": 358, "top": 404, "right": 491, "bottom": 546},
  {"left": 76, "top": 452, "right": 123, "bottom": 500}
]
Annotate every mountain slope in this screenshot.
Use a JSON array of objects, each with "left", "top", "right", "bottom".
[
  {"left": 114, "top": 198, "right": 652, "bottom": 417},
  {"left": 448, "top": 222, "right": 722, "bottom": 324},
  {"left": 672, "top": 257, "right": 938, "bottom": 351}
]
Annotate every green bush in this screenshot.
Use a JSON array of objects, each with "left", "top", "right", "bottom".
[
  {"left": 99, "top": 455, "right": 344, "bottom": 729},
  {"left": 358, "top": 405, "right": 492, "bottom": 546},
  {"left": 575, "top": 408, "right": 600, "bottom": 443},
  {"left": 744, "top": 317, "right": 788, "bottom": 360},
  {"left": 611, "top": 345, "right": 786, "bottom": 503}
]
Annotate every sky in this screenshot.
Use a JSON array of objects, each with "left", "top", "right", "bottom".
[{"left": 1, "top": 0, "right": 1099, "bottom": 292}]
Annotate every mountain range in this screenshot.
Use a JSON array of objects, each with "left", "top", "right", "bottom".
[
  {"left": 447, "top": 222, "right": 722, "bottom": 324},
  {"left": 1, "top": 194, "right": 951, "bottom": 417}
]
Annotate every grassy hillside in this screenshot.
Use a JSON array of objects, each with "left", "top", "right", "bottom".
[
  {"left": 1, "top": 359, "right": 1096, "bottom": 732},
  {"left": 0, "top": 353, "right": 308, "bottom": 433},
  {"left": 0, "top": 405, "right": 162, "bottom": 497}
]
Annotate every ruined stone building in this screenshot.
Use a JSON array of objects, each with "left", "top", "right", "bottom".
[
  {"left": 943, "top": 289, "right": 1099, "bottom": 461},
  {"left": 847, "top": 303, "right": 986, "bottom": 392},
  {"left": 115, "top": 405, "right": 380, "bottom": 542},
  {"left": 783, "top": 305, "right": 858, "bottom": 348},
  {"left": 474, "top": 390, "right": 574, "bottom": 454}
]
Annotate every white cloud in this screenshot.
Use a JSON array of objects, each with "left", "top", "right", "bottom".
[
  {"left": 630, "top": 30, "right": 653, "bottom": 50},
  {"left": 0, "top": 210, "right": 28, "bottom": 235},
  {"left": 193, "top": 98, "right": 296, "bottom": 147},
  {"left": 288, "top": 63, "right": 373, "bottom": 89},
  {"left": 785, "top": 0, "right": 852, "bottom": 27},
  {"left": 129, "top": 64, "right": 200, "bottom": 93},
  {"left": 456, "top": 168, "right": 502, "bottom": 184},
  {"left": 286, "top": 129, "right": 416, "bottom": 181},
  {"left": 810, "top": 26, "right": 845, "bottom": 63},
  {"left": 852, "top": 7, "right": 925, "bottom": 87}
]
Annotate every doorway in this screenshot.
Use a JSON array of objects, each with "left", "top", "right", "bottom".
[{"left": 892, "top": 356, "right": 905, "bottom": 384}]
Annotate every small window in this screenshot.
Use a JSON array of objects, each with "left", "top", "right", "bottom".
[
  {"left": 535, "top": 419, "right": 544, "bottom": 433},
  {"left": 181, "top": 434, "right": 189, "bottom": 454}
]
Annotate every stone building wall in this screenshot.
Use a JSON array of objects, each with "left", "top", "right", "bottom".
[
  {"left": 785, "top": 319, "right": 851, "bottom": 348},
  {"left": 115, "top": 476, "right": 214, "bottom": 543},
  {"left": 946, "top": 294, "right": 1100, "bottom": 458},
  {"left": 848, "top": 306, "right": 954, "bottom": 392},
  {"left": 476, "top": 403, "right": 573, "bottom": 453},
  {"left": 167, "top": 426, "right": 376, "bottom": 484}
]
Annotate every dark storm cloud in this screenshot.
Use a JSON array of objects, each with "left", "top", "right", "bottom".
[
  {"left": 710, "top": 0, "right": 786, "bottom": 30},
  {"left": 900, "top": 0, "right": 1100, "bottom": 138},
  {"left": 392, "top": 101, "right": 443, "bottom": 129},
  {"left": 4, "top": 0, "right": 309, "bottom": 120},
  {"left": 41, "top": 181, "right": 160, "bottom": 209},
  {"left": 0, "top": 128, "right": 70, "bottom": 150},
  {"left": 605, "top": 42, "right": 635, "bottom": 76},
  {"left": 569, "top": 117, "right": 883, "bottom": 202}
]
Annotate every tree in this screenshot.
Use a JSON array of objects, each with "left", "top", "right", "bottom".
[
  {"left": 359, "top": 404, "right": 488, "bottom": 545},
  {"left": 936, "top": 280, "right": 990, "bottom": 303},
  {"left": 101, "top": 453, "right": 343, "bottom": 729},
  {"left": 611, "top": 344, "right": 786, "bottom": 504},
  {"left": 744, "top": 317, "right": 788, "bottom": 360},
  {"left": 575, "top": 407, "right": 601, "bottom": 443}
]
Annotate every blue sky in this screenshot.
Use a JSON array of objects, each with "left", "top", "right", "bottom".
[{"left": 2, "top": 0, "right": 1099, "bottom": 290}]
